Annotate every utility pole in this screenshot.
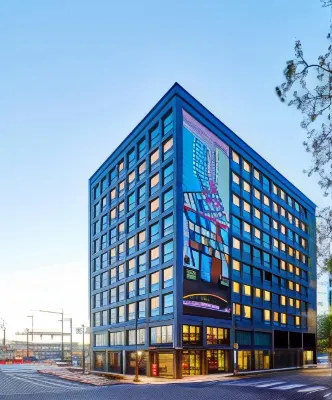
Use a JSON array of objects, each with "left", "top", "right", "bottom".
[
  {"left": 27, "top": 315, "right": 34, "bottom": 342},
  {"left": 39, "top": 309, "right": 65, "bottom": 361},
  {"left": 26, "top": 328, "right": 29, "bottom": 358},
  {"left": 0, "top": 319, "right": 6, "bottom": 348},
  {"left": 82, "top": 324, "right": 85, "bottom": 374},
  {"left": 70, "top": 318, "right": 73, "bottom": 365}
]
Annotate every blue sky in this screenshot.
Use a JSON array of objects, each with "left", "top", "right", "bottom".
[{"left": 0, "top": 0, "right": 329, "bottom": 338}]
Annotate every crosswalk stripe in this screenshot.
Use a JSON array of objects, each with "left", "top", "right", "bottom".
[
  {"left": 255, "top": 381, "right": 286, "bottom": 388},
  {"left": 23, "top": 375, "right": 82, "bottom": 389},
  {"left": 297, "top": 386, "right": 327, "bottom": 393},
  {"left": 324, "top": 393, "right": 332, "bottom": 398},
  {"left": 271, "top": 384, "right": 306, "bottom": 390}
]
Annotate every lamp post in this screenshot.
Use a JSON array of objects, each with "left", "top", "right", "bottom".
[
  {"left": 27, "top": 315, "right": 34, "bottom": 342},
  {"left": 25, "top": 328, "right": 30, "bottom": 358},
  {"left": 0, "top": 319, "right": 6, "bottom": 348},
  {"left": 39, "top": 309, "right": 64, "bottom": 361}
]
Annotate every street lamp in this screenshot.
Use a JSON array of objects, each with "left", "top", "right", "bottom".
[
  {"left": 27, "top": 315, "right": 34, "bottom": 342},
  {"left": 39, "top": 309, "right": 64, "bottom": 361},
  {"left": 25, "top": 328, "right": 30, "bottom": 358}
]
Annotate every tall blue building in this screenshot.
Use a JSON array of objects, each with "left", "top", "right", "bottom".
[{"left": 89, "top": 83, "right": 317, "bottom": 378}]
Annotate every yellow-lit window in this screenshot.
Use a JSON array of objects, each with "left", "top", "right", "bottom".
[
  {"left": 301, "top": 238, "right": 307, "bottom": 249},
  {"left": 296, "top": 300, "right": 300, "bottom": 309},
  {"left": 233, "top": 194, "right": 240, "bottom": 207},
  {"left": 150, "top": 198, "right": 159, "bottom": 214},
  {"left": 150, "top": 149, "right": 159, "bottom": 165},
  {"left": 150, "top": 173, "right": 160, "bottom": 189},
  {"left": 139, "top": 161, "right": 146, "bottom": 175},
  {"left": 110, "top": 188, "right": 116, "bottom": 201},
  {"left": 243, "top": 160, "right": 251, "bottom": 172},
  {"left": 254, "top": 188, "right": 261, "bottom": 199},
  {"left": 254, "top": 208, "right": 261, "bottom": 219},
  {"left": 288, "top": 247, "right": 294, "bottom": 257},
  {"left": 274, "top": 312, "right": 279, "bottom": 322},
  {"left": 119, "top": 201, "right": 124, "bottom": 212},
  {"left": 255, "top": 288, "right": 261, "bottom": 298},
  {"left": 280, "top": 207, "right": 286, "bottom": 217},
  {"left": 295, "top": 316, "right": 300, "bottom": 327},
  {"left": 288, "top": 213, "right": 293, "bottom": 224},
  {"left": 263, "top": 195, "right": 270, "bottom": 206},
  {"left": 272, "top": 183, "right": 278, "bottom": 195},
  {"left": 288, "top": 263, "right": 294, "bottom": 273},
  {"left": 272, "top": 219, "right": 278, "bottom": 229},
  {"left": 264, "top": 310, "right": 271, "bottom": 321},
  {"left": 244, "top": 222, "right": 251, "bottom": 234},
  {"left": 243, "top": 305, "right": 251, "bottom": 319},
  {"left": 280, "top": 189, "right": 285, "bottom": 200},
  {"left": 254, "top": 228, "right": 261, "bottom": 239},
  {"left": 273, "top": 238, "right": 279, "bottom": 248},
  {"left": 273, "top": 202, "right": 278, "bottom": 213},
  {"left": 243, "top": 285, "right": 251, "bottom": 296},
  {"left": 301, "top": 222, "right": 306, "bottom": 232},
  {"left": 280, "top": 242, "right": 286, "bottom": 251},
  {"left": 264, "top": 291, "right": 271, "bottom": 302},
  {"left": 232, "top": 172, "right": 240, "bottom": 185},
  {"left": 288, "top": 281, "right": 294, "bottom": 290},
  {"left": 139, "top": 230, "right": 146, "bottom": 244},
  {"left": 110, "top": 207, "right": 117, "bottom": 219},
  {"left": 243, "top": 201, "right": 251, "bottom": 213},
  {"left": 243, "top": 181, "right": 251, "bottom": 193},
  {"left": 118, "top": 160, "right": 124, "bottom": 172},
  {"left": 280, "top": 260, "right": 286, "bottom": 270},
  {"left": 280, "top": 296, "right": 286, "bottom": 306},
  {"left": 233, "top": 238, "right": 240, "bottom": 250},
  {"left": 233, "top": 260, "right": 241, "bottom": 271},
  {"left": 295, "top": 218, "right": 299, "bottom": 228},
  {"left": 163, "top": 137, "right": 173, "bottom": 154},
  {"left": 232, "top": 151, "right": 240, "bottom": 164},
  {"left": 281, "top": 313, "right": 286, "bottom": 324},
  {"left": 280, "top": 224, "right": 286, "bottom": 234},
  {"left": 295, "top": 267, "right": 300, "bottom": 276},
  {"left": 295, "top": 283, "right": 300, "bottom": 292},
  {"left": 128, "top": 170, "right": 135, "bottom": 184},
  {"left": 296, "top": 250, "right": 300, "bottom": 260},
  {"left": 119, "top": 180, "right": 125, "bottom": 192},
  {"left": 233, "top": 303, "right": 241, "bottom": 315},
  {"left": 233, "top": 282, "right": 240, "bottom": 293},
  {"left": 289, "top": 298, "right": 294, "bottom": 307},
  {"left": 254, "top": 168, "right": 260, "bottom": 180}
]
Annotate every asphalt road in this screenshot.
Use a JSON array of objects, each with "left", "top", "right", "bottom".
[{"left": 2, "top": 364, "right": 332, "bottom": 399}]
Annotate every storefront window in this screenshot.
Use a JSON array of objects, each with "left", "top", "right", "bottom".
[
  {"left": 238, "top": 350, "right": 252, "bottom": 371},
  {"left": 207, "top": 350, "right": 229, "bottom": 373},
  {"left": 94, "top": 352, "right": 105, "bottom": 371},
  {"left": 254, "top": 350, "right": 270, "bottom": 370},
  {"left": 182, "top": 351, "right": 201, "bottom": 376},
  {"left": 182, "top": 325, "right": 201, "bottom": 345},
  {"left": 108, "top": 351, "right": 122, "bottom": 373},
  {"left": 206, "top": 327, "right": 230, "bottom": 345}
]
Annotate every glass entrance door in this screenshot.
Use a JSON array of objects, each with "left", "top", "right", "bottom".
[
  {"left": 158, "top": 353, "right": 174, "bottom": 378},
  {"left": 207, "top": 350, "right": 228, "bottom": 373},
  {"left": 182, "top": 351, "right": 201, "bottom": 376}
]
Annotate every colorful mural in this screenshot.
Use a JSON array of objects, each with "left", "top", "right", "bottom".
[{"left": 182, "top": 110, "right": 231, "bottom": 319}]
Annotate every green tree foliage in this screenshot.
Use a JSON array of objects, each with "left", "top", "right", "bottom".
[
  {"left": 276, "top": 2, "right": 332, "bottom": 271},
  {"left": 318, "top": 313, "right": 332, "bottom": 353}
]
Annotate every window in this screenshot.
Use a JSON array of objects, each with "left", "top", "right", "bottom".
[
  {"left": 110, "top": 207, "right": 117, "bottom": 222},
  {"left": 138, "top": 300, "right": 146, "bottom": 318},
  {"left": 232, "top": 172, "right": 240, "bottom": 185},
  {"left": 118, "top": 201, "right": 125, "bottom": 217},
  {"left": 138, "top": 161, "right": 146, "bottom": 180},
  {"left": 243, "top": 222, "right": 251, "bottom": 239},
  {"left": 138, "top": 138, "right": 147, "bottom": 159},
  {"left": 93, "top": 184, "right": 100, "bottom": 200},
  {"left": 118, "top": 222, "right": 125, "bottom": 240},
  {"left": 233, "top": 194, "right": 240, "bottom": 207},
  {"left": 110, "top": 308, "right": 117, "bottom": 324},
  {"left": 163, "top": 214, "right": 174, "bottom": 236},
  {"left": 163, "top": 266, "right": 173, "bottom": 288},
  {"left": 101, "top": 196, "right": 107, "bottom": 211},
  {"left": 118, "top": 306, "right": 125, "bottom": 322},
  {"left": 128, "top": 214, "right": 135, "bottom": 232},
  {"left": 95, "top": 332, "right": 108, "bottom": 346},
  {"left": 163, "top": 111, "right": 173, "bottom": 135},
  {"left": 182, "top": 325, "right": 201, "bottom": 345},
  {"left": 150, "top": 272, "right": 159, "bottom": 292},
  {"left": 110, "top": 331, "right": 124, "bottom": 346},
  {"left": 101, "top": 215, "right": 107, "bottom": 231},
  {"left": 150, "top": 124, "right": 160, "bottom": 147},
  {"left": 118, "top": 180, "right": 125, "bottom": 197},
  {"left": 233, "top": 303, "right": 241, "bottom": 315},
  {"left": 93, "top": 202, "right": 100, "bottom": 218},
  {"left": 118, "top": 242, "right": 125, "bottom": 260},
  {"left": 272, "top": 183, "right": 278, "bottom": 195},
  {"left": 128, "top": 280, "right": 136, "bottom": 298},
  {"left": 128, "top": 171, "right": 135, "bottom": 189},
  {"left": 150, "top": 222, "right": 159, "bottom": 243},
  {"left": 163, "top": 240, "right": 174, "bottom": 263},
  {"left": 254, "top": 208, "right": 261, "bottom": 220},
  {"left": 101, "top": 234, "right": 107, "bottom": 250},
  {"left": 206, "top": 327, "right": 229, "bottom": 345},
  {"left": 243, "top": 181, "right": 251, "bottom": 193},
  {"left": 138, "top": 184, "right": 146, "bottom": 204},
  {"left": 254, "top": 228, "right": 261, "bottom": 243},
  {"left": 243, "top": 285, "right": 251, "bottom": 296},
  {"left": 163, "top": 293, "right": 173, "bottom": 314},
  {"left": 163, "top": 163, "right": 174, "bottom": 185},
  {"left": 110, "top": 168, "right": 117, "bottom": 185},
  {"left": 263, "top": 195, "right": 270, "bottom": 206},
  {"left": 163, "top": 188, "right": 173, "bottom": 211},
  {"left": 163, "top": 137, "right": 173, "bottom": 159},
  {"left": 118, "top": 264, "right": 125, "bottom": 280},
  {"left": 150, "top": 173, "right": 160, "bottom": 194},
  {"left": 138, "top": 207, "right": 146, "bottom": 226},
  {"left": 127, "top": 236, "right": 135, "bottom": 255},
  {"left": 233, "top": 260, "right": 240, "bottom": 271},
  {"left": 254, "top": 168, "right": 260, "bottom": 180},
  {"left": 232, "top": 151, "right": 240, "bottom": 163},
  {"left": 262, "top": 175, "right": 270, "bottom": 192},
  {"left": 233, "top": 281, "right": 240, "bottom": 293},
  {"left": 264, "top": 310, "right": 271, "bottom": 322},
  {"left": 118, "top": 159, "right": 124, "bottom": 174},
  {"left": 127, "top": 148, "right": 136, "bottom": 169},
  {"left": 127, "top": 303, "right": 136, "bottom": 320},
  {"left": 255, "top": 288, "right": 261, "bottom": 298},
  {"left": 243, "top": 160, "right": 250, "bottom": 172},
  {"left": 280, "top": 295, "right": 286, "bottom": 306},
  {"left": 128, "top": 192, "right": 136, "bottom": 212},
  {"left": 150, "top": 149, "right": 159, "bottom": 168},
  {"left": 138, "top": 230, "right": 146, "bottom": 249},
  {"left": 281, "top": 313, "right": 287, "bottom": 325},
  {"left": 254, "top": 188, "right": 261, "bottom": 200},
  {"left": 243, "top": 201, "right": 251, "bottom": 214},
  {"left": 128, "top": 258, "right": 135, "bottom": 277},
  {"left": 150, "top": 246, "right": 160, "bottom": 268},
  {"left": 138, "top": 277, "right": 146, "bottom": 296},
  {"left": 150, "top": 296, "right": 160, "bottom": 316},
  {"left": 150, "top": 198, "right": 159, "bottom": 219},
  {"left": 151, "top": 325, "right": 173, "bottom": 344},
  {"left": 243, "top": 305, "right": 251, "bottom": 319},
  {"left": 233, "top": 238, "right": 240, "bottom": 250},
  {"left": 264, "top": 291, "right": 271, "bottom": 302},
  {"left": 138, "top": 253, "right": 146, "bottom": 272}
]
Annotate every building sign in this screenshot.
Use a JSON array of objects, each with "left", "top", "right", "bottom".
[{"left": 182, "top": 109, "right": 231, "bottom": 319}]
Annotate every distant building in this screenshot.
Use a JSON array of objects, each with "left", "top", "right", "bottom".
[{"left": 89, "top": 83, "right": 317, "bottom": 378}]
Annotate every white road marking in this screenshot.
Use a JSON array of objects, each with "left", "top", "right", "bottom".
[
  {"left": 271, "top": 384, "right": 306, "bottom": 390},
  {"left": 297, "top": 386, "right": 327, "bottom": 393},
  {"left": 255, "top": 381, "right": 286, "bottom": 388},
  {"left": 324, "top": 393, "right": 332, "bottom": 398},
  {"left": 7, "top": 374, "right": 83, "bottom": 390}
]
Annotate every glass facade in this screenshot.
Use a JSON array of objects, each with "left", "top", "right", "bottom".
[{"left": 89, "top": 83, "right": 316, "bottom": 378}]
